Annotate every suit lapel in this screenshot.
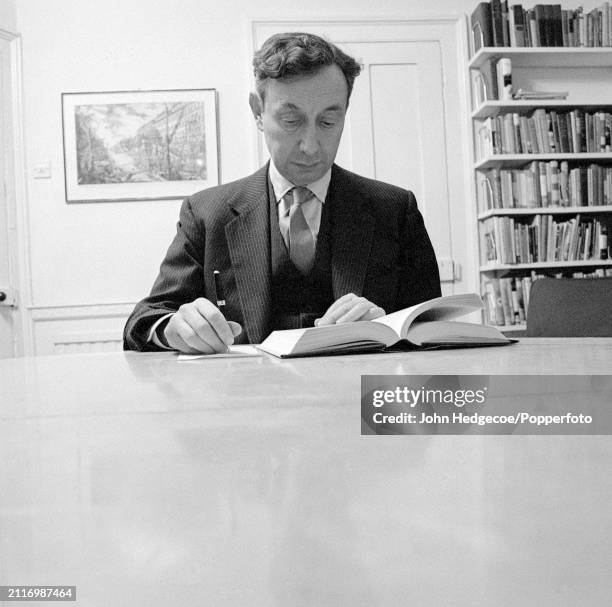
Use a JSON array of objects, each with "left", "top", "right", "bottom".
[
  {"left": 328, "top": 165, "right": 375, "bottom": 298},
  {"left": 225, "top": 165, "right": 271, "bottom": 344}
]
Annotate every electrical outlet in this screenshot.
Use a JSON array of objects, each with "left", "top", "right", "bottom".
[{"left": 438, "top": 258, "right": 455, "bottom": 282}]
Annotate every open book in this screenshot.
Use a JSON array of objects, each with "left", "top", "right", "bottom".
[{"left": 257, "top": 293, "right": 514, "bottom": 358}]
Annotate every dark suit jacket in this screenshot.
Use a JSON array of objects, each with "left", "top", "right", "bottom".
[{"left": 123, "top": 163, "right": 441, "bottom": 351}]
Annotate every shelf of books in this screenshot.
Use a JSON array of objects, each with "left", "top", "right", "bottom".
[{"left": 469, "top": 1, "right": 612, "bottom": 334}]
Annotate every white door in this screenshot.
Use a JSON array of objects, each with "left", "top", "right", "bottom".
[
  {"left": 252, "top": 20, "right": 473, "bottom": 297},
  {"left": 0, "top": 35, "right": 19, "bottom": 358},
  {"left": 337, "top": 40, "right": 458, "bottom": 293}
]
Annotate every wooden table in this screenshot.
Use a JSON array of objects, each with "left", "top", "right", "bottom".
[{"left": 1, "top": 338, "right": 611, "bottom": 606}]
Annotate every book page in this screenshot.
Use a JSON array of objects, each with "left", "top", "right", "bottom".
[
  {"left": 405, "top": 320, "right": 508, "bottom": 347},
  {"left": 372, "top": 293, "right": 484, "bottom": 337}
]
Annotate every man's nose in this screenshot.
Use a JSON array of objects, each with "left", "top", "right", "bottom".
[{"left": 298, "top": 124, "right": 319, "bottom": 156}]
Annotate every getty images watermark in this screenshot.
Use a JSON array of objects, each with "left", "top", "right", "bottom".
[{"left": 361, "top": 375, "right": 612, "bottom": 435}]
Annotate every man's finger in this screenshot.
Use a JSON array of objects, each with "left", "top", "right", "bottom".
[
  {"left": 174, "top": 332, "right": 210, "bottom": 355},
  {"left": 175, "top": 317, "right": 221, "bottom": 353},
  {"left": 363, "top": 306, "right": 386, "bottom": 320},
  {"left": 165, "top": 317, "right": 214, "bottom": 354},
  {"left": 335, "top": 299, "right": 375, "bottom": 323},
  {"left": 319, "top": 293, "right": 357, "bottom": 318},
  {"left": 181, "top": 304, "right": 229, "bottom": 352},
  {"left": 193, "top": 298, "right": 235, "bottom": 346},
  {"left": 316, "top": 294, "right": 360, "bottom": 326},
  {"left": 228, "top": 321, "right": 243, "bottom": 337},
  {"left": 337, "top": 303, "right": 385, "bottom": 323}
]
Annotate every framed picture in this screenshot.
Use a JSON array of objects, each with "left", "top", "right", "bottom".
[{"left": 61, "top": 89, "right": 219, "bottom": 202}]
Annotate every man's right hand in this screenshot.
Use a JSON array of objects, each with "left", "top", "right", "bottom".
[{"left": 163, "top": 298, "right": 242, "bottom": 354}]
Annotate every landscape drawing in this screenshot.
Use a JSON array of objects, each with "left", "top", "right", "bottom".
[{"left": 74, "top": 101, "right": 207, "bottom": 184}]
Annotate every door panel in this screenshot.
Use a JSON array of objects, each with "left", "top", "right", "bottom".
[{"left": 337, "top": 41, "right": 454, "bottom": 294}]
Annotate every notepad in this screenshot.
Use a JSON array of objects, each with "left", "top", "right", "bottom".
[{"left": 177, "top": 345, "right": 261, "bottom": 360}]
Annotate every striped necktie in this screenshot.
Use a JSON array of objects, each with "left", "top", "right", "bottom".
[{"left": 287, "top": 186, "right": 316, "bottom": 274}]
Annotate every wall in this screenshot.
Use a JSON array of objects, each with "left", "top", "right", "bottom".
[
  {"left": 14, "top": 0, "right": 604, "bottom": 353},
  {"left": 0, "top": 0, "right": 16, "bottom": 31},
  {"left": 17, "top": 0, "right": 476, "bottom": 308}
]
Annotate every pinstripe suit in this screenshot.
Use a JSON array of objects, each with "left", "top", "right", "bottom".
[{"left": 123, "top": 163, "right": 441, "bottom": 351}]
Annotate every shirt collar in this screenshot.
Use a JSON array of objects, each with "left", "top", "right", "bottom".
[{"left": 269, "top": 160, "right": 331, "bottom": 204}]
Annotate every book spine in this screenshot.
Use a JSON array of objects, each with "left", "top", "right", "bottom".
[
  {"left": 550, "top": 160, "right": 560, "bottom": 205},
  {"left": 491, "top": 0, "right": 505, "bottom": 47},
  {"left": 524, "top": 8, "right": 532, "bottom": 46},
  {"left": 502, "top": 113, "right": 514, "bottom": 153},
  {"left": 482, "top": 281, "right": 496, "bottom": 325},
  {"left": 512, "top": 4, "right": 526, "bottom": 47},
  {"left": 552, "top": 4, "right": 563, "bottom": 46},
  {"left": 539, "top": 162, "right": 548, "bottom": 207},
  {"left": 471, "top": 2, "right": 494, "bottom": 52},
  {"left": 500, "top": 277, "right": 514, "bottom": 324},
  {"left": 528, "top": 9, "right": 539, "bottom": 46},
  {"left": 512, "top": 279, "right": 525, "bottom": 322},
  {"left": 534, "top": 5, "right": 548, "bottom": 46},
  {"left": 490, "top": 278, "right": 505, "bottom": 325},
  {"left": 559, "top": 161, "right": 569, "bottom": 206},
  {"left": 527, "top": 115, "right": 540, "bottom": 154},
  {"left": 570, "top": 111, "right": 578, "bottom": 153},
  {"left": 578, "top": 7, "right": 586, "bottom": 47},
  {"left": 569, "top": 9, "right": 577, "bottom": 46},
  {"left": 544, "top": 4, "right": 555, "bottom": 46},
  {"left": 550, "top": 110, "right": 560, "bottom": 152},
  {"left": 558, "top": 112, "right": 569, "bottom": 153},
  {"left": 501, "top": 0, "right": 510, "bottom": 47},
  {"left": 513, "top": 113, "right": 522, "bottom": 152},
  {"left": 493, "top": 117, "right": 502, "bottom": 154},
  {"left": 561, "top": 9, "right": 570, "bottom": 46},
  {"left": 491, "top": 168, "right": 502, "bottom": 208}
]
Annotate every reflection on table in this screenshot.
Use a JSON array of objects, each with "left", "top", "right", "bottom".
[{"left": 1, "top": 338, "right": 611, "bottom": 606}]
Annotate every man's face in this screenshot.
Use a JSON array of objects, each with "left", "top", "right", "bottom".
[{"left": 251, "top": 64, "right": 348, "bottom": 186}]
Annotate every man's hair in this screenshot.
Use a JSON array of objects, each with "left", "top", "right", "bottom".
[{"left": 252, "top": 32, "right": 362, "bottom": 106}]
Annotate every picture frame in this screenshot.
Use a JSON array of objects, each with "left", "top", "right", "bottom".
[{"left": 61, "top": 89, "right": 219, "bottom": 203}]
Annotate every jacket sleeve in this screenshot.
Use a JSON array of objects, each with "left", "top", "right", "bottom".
[
  {"left": 123, "top": 196, "right": 207, "bottom": 351},
  {"left": 397, "top": 191, "right": 442, "bottom": 308}
]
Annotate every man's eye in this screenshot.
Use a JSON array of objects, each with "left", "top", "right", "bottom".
[
  {"left": 321, "top": 121, "right": 336, "bottom": 128},
  {"left": 282, "top": 118, "right": 299, "bottom": 127}
]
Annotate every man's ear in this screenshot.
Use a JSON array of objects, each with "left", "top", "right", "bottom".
[{"left": 249, "top": 92, "right": 264, "bottom": 131}]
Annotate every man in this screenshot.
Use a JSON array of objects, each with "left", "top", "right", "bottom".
[{"left": 124, "top": 32, "right": 441, "bottom": 354}]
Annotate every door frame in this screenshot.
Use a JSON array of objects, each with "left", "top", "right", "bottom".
[
  {"left": 0, "top": 28, "right": 32, "bottom": 356},
  {"left": 249, "top": 16, "right": 479, "bottom": 296}
]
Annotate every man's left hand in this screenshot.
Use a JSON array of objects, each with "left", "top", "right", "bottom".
[{"left": 315, "top": 293, "right": 385, "bottom": 326}]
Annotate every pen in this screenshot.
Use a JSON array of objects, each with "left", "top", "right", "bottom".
[{"left": 213, "top": 270, "right": 226, "bottom": 310}]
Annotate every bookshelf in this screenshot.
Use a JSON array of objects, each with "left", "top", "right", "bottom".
[
  {"left": 475, "top": 152, "right": 612, "bottom": 170},
  {"left": 470, "top": 47, "right": 612, "bottom": 70},
  {"left": 472, "top": 100, "right": 612, "bottom": 120},
  {"left": 478, "top": 205, "right": 612, "bottom": 219},
  {"left": 468, "top": 14, "right": 612, "bottom": 334}
]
